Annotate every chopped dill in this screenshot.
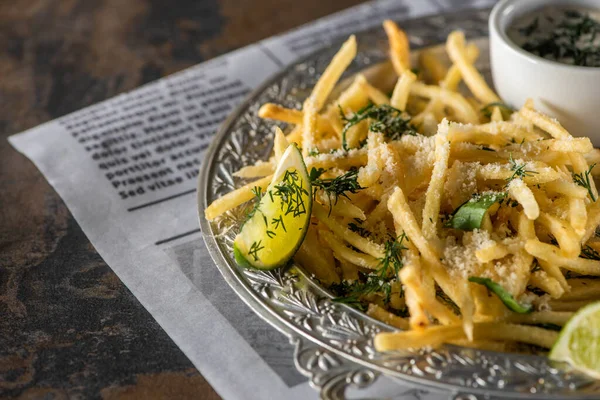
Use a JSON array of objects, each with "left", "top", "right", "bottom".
[
  {"left": 348, "top": 219, "right": 371, "bottom": 238},
  {"left": 248, "top": 240, "right": 264, "bottom": 261},
  {"left": 581, "top": 244, "right": 600, "bottom": 261},
  {"left": 243, "top": 186, "right": 264, "bottom": 224},
  {"left": 573, "top": 163, "right": 597, "bottom": 202},
  {"left": 273, "top": 170, "right": 309, "bottom": 218},
  {"left": 378, "top": 234, "right": 407, "bottom": 278},
  {"left": 330, "top": 235, "right": 407, "bottom": 310},
  {"left": 506, "top": 154, "right": 539, "bottom": 183},
  {"left": 310, "top": 168, "right": 363, "bottom": 214},
  {"left": 339, "top": 104, "right": 416, "bottom": 150}
]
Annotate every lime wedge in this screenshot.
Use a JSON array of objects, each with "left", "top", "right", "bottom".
[
  {"left": 233, "top": 144, "right": 312, "bottom": 270},
  {"left": 550, "top": 301, "right": 600, "bottom": 378}
]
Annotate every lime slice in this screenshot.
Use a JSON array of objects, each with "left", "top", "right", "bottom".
[
  {"left": 233, "top": 144, "right": 312, "bottom": 270},
  {"left": 550, "top": 301, "right": 600, "bottom": 378}
]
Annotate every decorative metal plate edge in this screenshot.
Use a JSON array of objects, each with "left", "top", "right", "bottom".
[{"left": 197, "top": 8, "right": 600, "bottom": 400}]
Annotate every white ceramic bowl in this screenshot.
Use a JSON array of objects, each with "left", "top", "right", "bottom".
[{"left": 489, "top": 0, "right": 600, "bottom": 144}]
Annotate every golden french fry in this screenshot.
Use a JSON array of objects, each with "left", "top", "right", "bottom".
[
  {"left": 374, "top": 323, "right": 558, "bottom": 351},
  {"left": 526, "top": 240, "right": 600, "bottom": 276},
  {"left": 295, "top": 227, "right": 340, "bottom": 285},
  {"left": 446, "top": 31, "right": 499, "bottom": 104},
  {"left": 367, "top": 304, "right": 409, "bottom": 330},
  {"left": 410, "top": 81, "right": 479, "bottom": 124},
  {"left": 383, "top": 20, "right": 410, "bottom": 74},
  {"left": 422, "top": 120, "right": 450, "bottom": 240},
  {"left": 205, "top": 175, "right": 272, "bottom": 220},
  {"left": 442, "top": 43, "right": 480, "bottom": 91},
  {"left": 391, "top": 70, "right": 416, "bottom": 110}
]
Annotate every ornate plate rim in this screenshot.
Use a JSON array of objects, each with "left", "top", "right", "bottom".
[{"left": 197, "top": 8, "right": 600, "bottom": 399}]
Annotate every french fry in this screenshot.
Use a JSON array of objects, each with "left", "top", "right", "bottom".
[
  {"left": 233, "top": 161, "right": 275, "bottom": 178},
  {"left": 308, "top": 35, "right": 357, "bottom": 111},
  {"left": 367, "top": 304, "right": 409, "bottom": 330},
  {"left": 422, "top": 120, "right": 450, "bottom": 240},
  {"left": 258, "top": 103, "right": 303, "bottom": 124},
  {"left": 441, "top": 43, "right": 479, "bottom": 91},
  {"left": 295, "top": 227, "right": 340, "bottom": 285},
  {"left": 320, "top": 230, "right": 380, "bottom": 269},
  {"left": 375, "top": 323, "right": 558, "bottom": 351},
  {"left": 410, "top": 81, "right": 479, "bottom": 124},
  {"left": 359, "top": 78, "right": 391, "bottom": 105},
  {"left": 507, "top": 178, "right": 539, "bottom": 220},
  {"left": 446, "top": 31, "right": 499, "bottom": 104},
  {"left": 391, "top": 70, "right": 416, "bottom": 110},
  {"left": 529, "top": 270, "right": 565, "bottom": 298},
  {"left": 561, "top": 279, "right": 600, "bottom": 301},
  {"left": 205, "top": 175, "right": 272, "bottom": 220},
  {"left": 526, "top": 240, "right": 600, "bottom": 276},
  {"left": 537, "top": 213, "right": 580, "bottom": 258},
  {"left": 314, "top": 203, "right": 384, "bottom": 259},
  {"left": 506, "top": 310, "right": 573, "bottom": 326},
  {"left": 383, "top": 20, "right": 410, "bottom": 74}
]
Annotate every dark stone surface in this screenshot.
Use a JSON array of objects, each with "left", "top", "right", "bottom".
[{"left": 0, "top": 0, "right": 366, "bottom": 398}]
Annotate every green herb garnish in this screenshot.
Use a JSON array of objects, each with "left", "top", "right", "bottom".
[
  {"left": 331, "top": 235, "right": 408, "bottom": 310},
  {"left": 339, "top": 104, "right": 416, "bottom": 150},
  {"left": 348, "top": 219, "right": 371, "bottom": 238},
  {"left": 378, "top": 234, "right": 408, "bottom": 278},
  {"left": 310, "top": 167, "right": 363, "bottom": 214},
  {"left": 273, "top": 170, "right": 309, "bottom": 218},
  {"left": 330, "top": 272, "right": 391, "bottom": 311},
  {"left": 507, "top": 154, "right": 538, "bottom": 183},
  {"left": 469, "top": 276, "right": 533, "bottom": 314},
  {"left": 573, "top": 163, "right": 597, "bottom": 202},
  {"left": 581, "top": 244, "right": 600, "bottom": 260},
  {"left": 248, "top": 240, "right": 265, "bottom": 261},
  {"left": 445, "top": 192, "right": 506, "bottom": 231}
]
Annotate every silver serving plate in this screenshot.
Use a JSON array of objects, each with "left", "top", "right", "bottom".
[{"left": 198, "top": 8, "right": 600, "bottom": 400}]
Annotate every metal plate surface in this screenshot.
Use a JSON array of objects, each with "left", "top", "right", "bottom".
[{"left": 198, "top": 8, "right": 600, "bottom": 400}]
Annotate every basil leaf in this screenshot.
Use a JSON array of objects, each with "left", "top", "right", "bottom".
[
  {"left": 445, "top": 193, "right": 506, "bottom": 231},
  {"left": 468, "top": 276, "right": 533, "bottom": 314}
]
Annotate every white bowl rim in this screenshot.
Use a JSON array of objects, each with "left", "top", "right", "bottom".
[{"left": 490, "top": 0, "right": 600, "bottom": 74}]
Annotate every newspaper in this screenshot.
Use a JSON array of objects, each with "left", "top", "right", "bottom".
[{"left": 9, "top": 0, "right": 497, "bottom": 398}]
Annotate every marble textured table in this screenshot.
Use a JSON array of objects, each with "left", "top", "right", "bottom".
[{"left": 0, "top": 0, "right": 364, "bottom": 397}]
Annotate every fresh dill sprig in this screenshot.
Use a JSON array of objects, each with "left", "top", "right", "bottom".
[
  {"left": 480, "top": 102, "right": 515, "bottom": 119},
  {"left": 310, "top": 168, "right": 364, "bottom": 214},
  {"left": 243, "top": 186, "right": 264, "bottom": 224},
  {"left": 330, "top": 273, "right": 389, "bottom": 311},
  {"left": 330, "top": 236, "right": 408, "bottom": 310},
  {"left": 339, "top": 104, "right": 416, "bottom": 150},
  {"left": 348, "top": 219, "right": 371, "bottom": 238},
  {"left": 581, "top": 244, "right": 600, "bottom": 260},
  {"left": 506, "top": 154, "right": 539, "bottom": 183},
  {"left": 378, "top": 234, "right": 407, "bottom": 278},
  {"left": 273, "top": 170, "right": 309, "bottom": 218},
  {"left": 248, "top": 240, "right": 264, "bottom": 261},
  {"left": 573, "top": 163, "right": 597, "bottom": 202}
]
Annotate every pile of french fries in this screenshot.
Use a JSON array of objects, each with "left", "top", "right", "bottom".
[{"left": 205, "top": 21, "right": 600, "bottom": 353}]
